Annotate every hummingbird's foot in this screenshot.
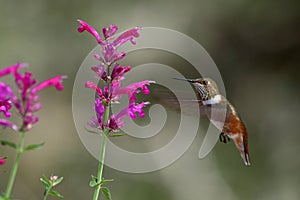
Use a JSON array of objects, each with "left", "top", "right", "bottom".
[{"left": 219, "top": 132, "right": 231, "bottom": 143}]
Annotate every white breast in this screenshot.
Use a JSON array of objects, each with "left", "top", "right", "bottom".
[{"left": 202, "top": 94, "right": 222, "bottom": 105}]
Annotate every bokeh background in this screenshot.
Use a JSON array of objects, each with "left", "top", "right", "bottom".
[{"left": 1, "top": 0, "right": 300, "bottom": 199}]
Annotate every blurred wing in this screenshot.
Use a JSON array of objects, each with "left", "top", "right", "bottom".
[
  {"left": 202, "top": 97, "right": 228, "bottom": 131},
  {"left": 150, "top": 86, "right": 206, "bottom": 117}
]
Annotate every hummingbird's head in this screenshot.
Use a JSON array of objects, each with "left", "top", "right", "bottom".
[{"left": 174, "top": 77, "right": 220, "bottom": 101}]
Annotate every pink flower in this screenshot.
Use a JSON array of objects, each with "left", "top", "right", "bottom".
[
  {"left": 127, "top": 102, "right": 149, "bottom": 119},
  {"left": 80, "top": 21, "right": 155, "bottom": 134},
  {"left": 77, "top": 19, "right": 102, "bottom": 44},
  {"left": 113, "top": 80, "right": 155, "bottom": 102},
  {"left": 31, "top": 75, "right": 67, "bottom": 95},
  {"left": 0, "top": 82, "right": 14, "bottom": 118},
  {"left": 77, "top": 20, "right": 141, "bottom": 65},
  {"left": 111, "top": 64, "right": 131, "bottom": 80},
  {"left": 107, "top": 114, "right": 126, "bottom": 131},
  {"left": 107, "top": 102, "right": 149, "bottom": 131},
  {"left": 85, "top": 81, "right": 103, "bottom": 97},
  {"left": 91, "top": 65, "right": 107, "bottom": 82},
  {"left": 113, "top": 27, "right": 141, "bottom": 48},
  {"left": 102, "top": 25, "right": 118, "bottom": 39},
  {"left": 95, "top": 98, "right": 105, "bottom": 124},
  {"left": 0, "top": 63, "right": 66, "bottom": 131},
  {"left": 87, "top": 98, "right": 105, "bottom": 129},
  {"left": 0, "top": 119, "right": 18, "bottom": 131},
  {"left": 0, "top": 157, "right": 6, "bottom": 165},
  {"left": 0, "top": 63, "right": 27, "bottom": 78}
]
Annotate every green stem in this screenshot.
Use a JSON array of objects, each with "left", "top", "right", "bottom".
[
  {"left": 43, "top": 187, "right": 52, "bottom": 200},
  {"left": 43, "top": 193, "right": 48, "bottom": 200},
  {"left": 93, "top": 105, "right": 110, "bottom": 200},
  {"left": 4, "top": 131, "right": 25, "bottom": 199}
]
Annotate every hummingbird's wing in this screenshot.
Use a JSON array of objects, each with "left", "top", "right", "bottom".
[
  {"left": 151, "top": 86, "right": 207, "bottom": 117},
  {"left": 202, "top": 96, "right": 228, "bottom": 131}
]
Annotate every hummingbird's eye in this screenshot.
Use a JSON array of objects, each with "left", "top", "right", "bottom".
[{"left": 201, "top": 80, "right": 208, "bottom": 85}]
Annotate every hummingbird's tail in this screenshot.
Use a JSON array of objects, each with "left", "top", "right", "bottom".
[
  {"left": 241, "top": 135, "right": 251, "bottom": 166},
  {"left": 232, "top": 133, "right": 251, "bottom": 166}
]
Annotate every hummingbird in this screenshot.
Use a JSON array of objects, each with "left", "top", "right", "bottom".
[{"left": 174, "top": 77, "right": 251, "bottom": 166}]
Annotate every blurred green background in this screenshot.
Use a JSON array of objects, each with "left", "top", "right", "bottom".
[{"left": 1, "top": 0, "right": 300, "bottom": 199}]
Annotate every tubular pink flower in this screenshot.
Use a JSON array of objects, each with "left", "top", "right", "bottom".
[
  {"left": 0, "top": 82, "right": 15, "bottom": 118},
  {"left": 111, "top": 64, "right": 131, "bottom": 80},
  {"left": 0, "top": 119, "right": 18, "bottom": 131},
  {"left": 95, "top": 98, "right": 105, "bottom": 123},
  {"left": 0, "top": 63, "right": 27, "bottom": 77},
  {"left": 87, "top": 116, "right": 101, "bottom": 129},
  {"left": 77, "top": 19, "right": 103, "bottom": 44},
  {"left": 88, "top": 98, "right": 105, "bottom": 130},
  {"left": 127, "top": 102, "right": 149, "bottom": 119},
  {"left": 113, "top": 80, "right": 155, "bottom": 102},
  {"left": 31, "top": 76, "right": 67, "bottom": 95},
  {"left": 102, "top": 25, "right": 118, "bottom": 39},
  {"left": 108, "top": 114, "right": 126, "bottom": 130},
  {"left": 94, "top": 53, "right": 106, "bottom": 65},
  {"left": 91, "top": 65, "right": 107, "bottom": 81},
  {"left": 107, "top": 101, "right": 149, "bottom": 131},
  {"left": 0, "top": 100, "right": 12, "bottom": 118},
  {"left": 102, "top": 44, "right": 117, "bottom": 64},
  {"left": 14, "top": 72, "right": 37, "bottom": 101},
  {"left": 113, "top": 27, "right": 142, "bottom": 48},
  {"left": 113, "top": 52, "right": 126, "bottom": 63},
  {"left": 85, "top": 81, "right": 103, "bottom": 97},
  {"left": 108, "top": 105, "right": 129, "bottom": 130}
]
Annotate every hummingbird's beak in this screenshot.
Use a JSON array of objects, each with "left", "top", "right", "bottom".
[{"left": 173, "top": 77, "right": 195, "bottom": 83}]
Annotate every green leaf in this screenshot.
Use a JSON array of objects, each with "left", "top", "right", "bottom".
[
  {"left": 101, "top": 187, "right": 112, "bottom": 200},
  {"left": 89, "top": 180, "right": 98, "bottom": 188},
  {"left": 53, "top": 177, "right": 63, "bottom": 186},
  {"left": 85, "top": 127, "right": 99, "bottom": 134},
  {"left": 108, "top": 133, "right": 125, "bottom": 137},
  {"left": 25, "top": 142, "right": 45, "bottom": 151},
  {"left": 40, "top": 176, "right": 51, "bottom": 188},
  {"left": 48, "top": 190, "right": 64, "bottom": 198},
  {"left": 100, "top": 178, "right": 114, "bottom": 185},
  {"left": 91, "top": 175, "right": 98, "bottom": 181},
  {"left": 90, "top": 175, "right": 99, "bottom": 187},
  {"left": 0, "top": 139, "right": 17, "bottom": 149}
]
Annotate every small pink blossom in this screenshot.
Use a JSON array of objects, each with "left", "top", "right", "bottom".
[
  {"left": 0, "top": 63, "right": 27, "bottom": 78},
  {"left": 127, "top": 102, "right": 149, "bottom": 119},
  {"left": 0, "top": 82, "right": 15, "bottom": 118},
  {"left": 102, "top": 25, "right": 118, "bottom": 39},
  {"left": 95, "top": 98, "right": 105, "bottom": 124},
  {"left": 0, "top": 119, "right": 18, "bottom": 131},
  {"left": 113, "top": 27, "right": 141, "bottom": 48},
  {"left": 31, "top": 76, "right": 67, "bottom": 95},
  {"left": 0, "top": 99, "right": 12, "bottom": 118},
  {"left": 85, "top": 81, "right": 103, "bottom": 97},
  {"left": 0, "top": 157, "right": 6, "bottom": 165},
  {"left": 111, "top": 64, "right": 131, "bottom": 80},
  {"left": 91, "top": 65, "right": 107, "bottom": 81},
  {"left": 107, "top": 102, "right": 149, "bottom": 131},
  {"left": 87, "top": 99, "right": 106, "bottom": 130},
  {"left": 77, "top": 19, "right": 102, "bottom": 44},
  {"left": 114, "top": 80, "right": 155, "bottom": 102}
]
